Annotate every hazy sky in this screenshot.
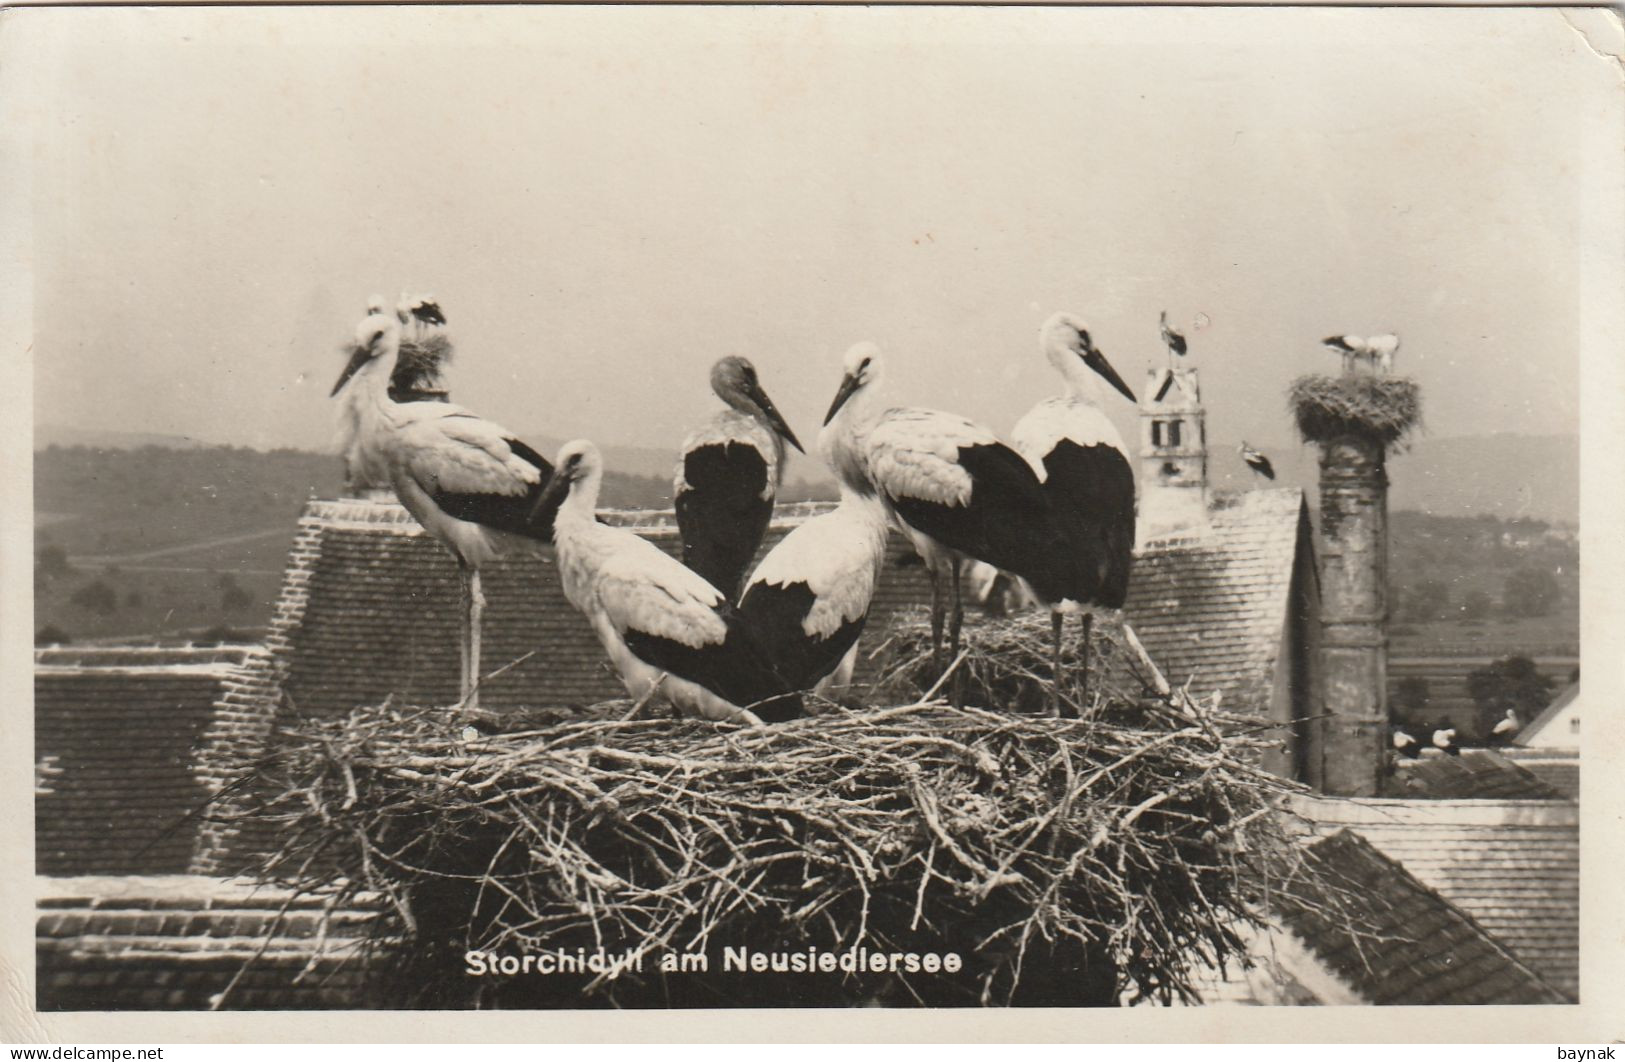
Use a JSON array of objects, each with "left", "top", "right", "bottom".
[{"left": 21, "top": 5, "right": 1598, "bottom": 475}]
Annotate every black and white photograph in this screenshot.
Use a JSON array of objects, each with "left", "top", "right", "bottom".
[{"left": 4, "top": 1, "right": 1623, "bottom": 1041}]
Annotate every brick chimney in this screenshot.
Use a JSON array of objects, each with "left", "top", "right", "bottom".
[
  {"left": 1291, "top": 364, "right": 1418, "bottom": 797},
  {"left": 1138, "top": 367, "right": 1209, "bottom": 540},
  {"left": 1314, "top": 434, "right": 1389, "bottom": 795}
]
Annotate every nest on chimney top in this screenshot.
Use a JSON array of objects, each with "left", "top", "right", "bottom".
[
  {"left": 1288, "top": 373, "right": 1421, "bottom": 449},
  {"left": 391, "top": 333, "right": 455, "bottom": 397}
]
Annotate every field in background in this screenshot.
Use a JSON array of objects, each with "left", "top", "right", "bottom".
[{"left": 33, "top": 443, "right": 1580, "bottom": 671}]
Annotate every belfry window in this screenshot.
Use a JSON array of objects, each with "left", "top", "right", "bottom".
[{"left": 1152, "top": 419, "right": 1183, "bottom": 448}]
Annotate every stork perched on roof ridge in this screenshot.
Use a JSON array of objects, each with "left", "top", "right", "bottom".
[
  {"left": 1489, "top": 708, "right": 1521, "bottom": 746},
  {"left": 820, "top": 341, "right": 1077, "bottom": 705},
  {"left": 1239, "top": 441, "right": 1276, "bottom": 481},
  {"left": 330, "top": 309, "right": 562, "bottom": 715},
  {"left": 674, "top": 356, "right": 804, "bottom": 602},
  {"left": 1010, "top": 312, "right": 1137, "bottom": 715},
  {"left": 539, "top": 439, "right": 801, "bottom": 724},
  {"left": 1431, "top": 725, "right": 1461, "bottom": 756}
]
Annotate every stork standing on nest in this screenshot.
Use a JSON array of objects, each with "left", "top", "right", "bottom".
[
  {"left": 735, "top": 432, "right": 893, "bottom": 696},
  {"left": 674, "top": 357, "right": 804, "bottom": 601},
  {"left": 539, "top": 439, "right": 800, "bottom": 724},
  {"left": 820, "top": 341, "right": 1076, "bottom": 704},
  {"left": 398, "top": 293, "right": 448, "bottom": 340},
  {"left": 1322, "top": 334, "right": 1367, "bottom": 374},
  {"left": 331, "top": 310, "right": 563, "bottom": 714},
  {"left": 1365, "top": 333, "right": 1400, "bottom": 374},
  {"left": 1010, "top": 313, "right": 1137, "bottom": 715}
]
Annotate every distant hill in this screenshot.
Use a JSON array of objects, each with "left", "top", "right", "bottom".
[
  {"left": 36, "top": 424, "right": 213, "bottom": 451},
  {"left": 30, "top": 434, "right": 1578, "bottom": 649},
  {"left": 1206, "top": 433, "right": 1577, "bottom": 524},
  {"left": 519, "top": 432, "right": 840, "bottom": 505},
  {"left": 37, "top": 421, "right": 1579, "bottom": 522}
]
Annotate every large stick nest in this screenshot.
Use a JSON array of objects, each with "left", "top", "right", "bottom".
[
  {"left": 242, "top": 612, "right": 1303, "bottom": 1009},
  {"left": 1288, "top": 373, "right": 1421, "bottom": 448},
  {"left": 337, "top": 331, "right": 454, "bottom": 400}
]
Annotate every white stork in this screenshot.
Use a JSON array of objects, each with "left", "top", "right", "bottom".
[
  {"left": 330, "top": 310, "right": 563, "bottom": 714},
  {"left": 397, "top": 292, "right": 448, "bottom": 339},
  {"left": 1322, "top": 334, "right": 1367, "bottom": 374},
  {"left": 538, "top": 439, "right": 801, "bottom": 724},
  {"left": 1159, "top": 310, "right": 1188, "bottom": 359},
  {"left": 736, "top": 458, "right": 893, "bottom": 696},
  {"left": 1489, "top": 708, "right": 1521, "bottom": 746},
  {"left": 1365, "top": 333, "right": 1400, "bottom": 374},
  {"left": 1431, "top": 726, "right": 1461, "bottom": 756},
  {"left": 1238, "top": 441, "right": 1276, "bottom": 481},
  {"left": 1010, "top": 313, "right": 1137, "bottom": 715},
  {"left": 674, "top": 356, "right": 804, "bottom": 601},
  {"left": 820, "top": 342, "right": 1075, "bottom": 699}
]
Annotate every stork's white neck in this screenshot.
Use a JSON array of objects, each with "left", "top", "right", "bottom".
[
  {"left": 817, "top": 380, "right": 882, "bottom": 497},
  {"left": 1048, "top": 346, "right": 1103, "bottom": 404},
  {"left": 557, "top": 464, "right": 604, "bottom": 525},
  {"left": 349, "top": 332, "right": 403, "bottom": 428}
]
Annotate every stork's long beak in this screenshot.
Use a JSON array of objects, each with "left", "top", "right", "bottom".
[
  {"left": 1082, "top": 346, "right": 1136, "bottom": 404},
  {"left": 823, "top": 372, "right": 862, "bottom": 426},
  {"left": 330, "top": 342, "right": 375, "bottom": 397},
  {"left": 530, "top": 465, "right": 573, "bottom": 522},
  {"left": 748, "top": 382, "right": 804, "bottom": 453}
]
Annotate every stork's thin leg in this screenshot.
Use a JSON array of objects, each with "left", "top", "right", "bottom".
[
  {"left": 456, "top": 562, "right": 472, "bottom": 706},
  {"left": 1051, "top": 611, "right": 1065, "bottom": 717},
  {"left": 948, "top": 558, "right": 965, "bottom": 708},
  {"left": 466, "top": 568, "right": 486, "bottom": 716},
  {"left": 1077, "top": 612, "right": 1094, "bottom": 716},
  {"left": 929, "top": 567, "right": 946, "bottom": 677}
]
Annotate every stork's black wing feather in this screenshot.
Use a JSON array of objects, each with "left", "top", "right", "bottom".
[
  {"left": 675, "top": 442, "right": 774, "bottom": 601},
  {"left": 429, "top": 433, "right": 563, "bottom": 544},
  {"left": 1038, "top": 439, "right": 1137, "bottom": 609},
  {"left": 737, "top": 580, "right": 868, "bottom": 692},
  {"left": 623, "top": 605, "right": 804, "bottom": 722},
  {"left": 887, "top": 441, "right": 1081, "bottom": 605}
]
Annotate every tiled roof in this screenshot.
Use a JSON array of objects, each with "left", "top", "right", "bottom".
[
  {"left": 1271, "top": 830, "right": 1568, "bottom": 1005},
  {"left": 245, "top": 491, "right": 1305, "bottom": 721},
  {"left": 36, "top": 653, "right": 247, "bottom": 876},
  {"left": 267, "top": 498, "right": 931, "bottom": 720},
  {"left": 1124, "top": 488, "right": 1311, "bottom": 715},
  {"left": 1297, "top": 795, "right": 1579, "bottom": 1000},
  {"left": 36, "top": 875, "right": 373, "bottom": 1010},
  {"left": 1383, "top": 749, "right": 1572, "bottom": 801},
  {"left": 1500, "top": 748, "right": 1580, "bottom": 802}
]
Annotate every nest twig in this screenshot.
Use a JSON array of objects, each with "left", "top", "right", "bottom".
[{"left": 1288, "top": 374, "right": 1421, "bottom": 448}]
